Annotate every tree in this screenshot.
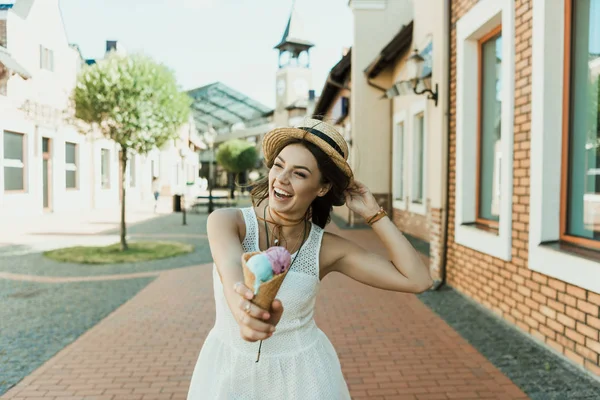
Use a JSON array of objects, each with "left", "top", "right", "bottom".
[
  {"left": 216, "top": 139, "right": 258, "bottom": 198},
  {"left": 73, "top": 52, "right": 191, "bottom": 250}
]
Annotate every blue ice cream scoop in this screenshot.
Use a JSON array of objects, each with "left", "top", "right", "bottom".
[{"left": 246, "top": 253, "right": 274, "bottom": 294}]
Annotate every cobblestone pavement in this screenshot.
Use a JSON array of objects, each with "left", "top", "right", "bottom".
[
  {"left": 418, "top": 287, "right": 600, "bottom": 399},
  {"left": 1, "top": 206, "right": 598, "bottom": 399}
]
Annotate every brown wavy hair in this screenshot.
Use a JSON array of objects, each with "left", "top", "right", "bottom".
[{"left": 251, "top": 138, "right": 351, "bottom": 228}]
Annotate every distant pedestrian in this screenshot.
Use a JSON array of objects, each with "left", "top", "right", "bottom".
[
  {"left": 187, "top": 119, "right": 433, "bottom": 399},
  {"left": 152, "top": 177, "right": 160, "bottom": 212}
]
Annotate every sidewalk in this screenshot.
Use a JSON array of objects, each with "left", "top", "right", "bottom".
[{"left": 1, "top": 219, "right": 529, "bottom": 400}]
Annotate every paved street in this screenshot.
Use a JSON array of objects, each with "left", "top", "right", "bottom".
[{"left": 1, "top": 205, "right": 600, "bottom": 399}]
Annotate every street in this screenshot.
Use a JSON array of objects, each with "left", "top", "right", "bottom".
[{"left": 1, "top": 206, "right": 599, "bottom": 399}]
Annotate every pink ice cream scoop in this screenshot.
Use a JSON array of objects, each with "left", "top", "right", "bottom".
[{"left": 264, "top": 246, "right": 292, "bottom": 275}]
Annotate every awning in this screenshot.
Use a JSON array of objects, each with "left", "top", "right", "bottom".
[{"left": 0, "top": 46, "right": 31, "bottom": 79}]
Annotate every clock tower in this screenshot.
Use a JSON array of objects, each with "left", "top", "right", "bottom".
[{"left": 274, "top": 0, "right": 314, "bottom": 127}]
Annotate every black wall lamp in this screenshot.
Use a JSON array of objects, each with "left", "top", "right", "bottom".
[{"left": 405, "top": 49, "right": 438, "bottom": 106}]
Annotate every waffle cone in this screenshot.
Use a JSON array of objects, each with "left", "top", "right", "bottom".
[{"left": 241, "top": 252, "right": 288, "bottom": 311}]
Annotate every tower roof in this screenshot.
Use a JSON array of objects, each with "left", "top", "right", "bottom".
[{"left": 274, "top": 1, "right": 314, "bottom": 51}]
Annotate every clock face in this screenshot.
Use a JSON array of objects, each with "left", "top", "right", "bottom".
[
  {"left": 293, "top": 79, "right": 308, "bottom": 97},
  {"left": 277, "top": 79, "right": 286, "bottom": 97}
]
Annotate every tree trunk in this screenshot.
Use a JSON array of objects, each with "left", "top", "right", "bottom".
[{"left": 120, "top": 150, "right": 128, "bottom": 251}]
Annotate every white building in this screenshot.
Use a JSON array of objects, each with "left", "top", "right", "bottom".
[{"left": 0, "top": 0, "right": 200, "bottom": 217}]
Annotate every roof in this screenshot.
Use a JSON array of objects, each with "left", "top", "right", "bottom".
[
  {"left": 0, "top": 4, "right": 14, "bottom": 10},
  {"left": 0, "top": 45, "right": 31, "bottom": 79},
  {"left": 313, "top": 49, "right": 352, "bottom": 118},
  {"left": 274, "top": 3, "right": 314, "bottom": 51},
  {"left": 187, "top": 82, "right": 273, "bottom": 133},
  {"left": 364, "top": 21, "right": 413, "bottom": 79}
]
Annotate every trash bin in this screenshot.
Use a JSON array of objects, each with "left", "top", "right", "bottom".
[{"left": 173, "top": 194, "right": 182, "bottom": 212}]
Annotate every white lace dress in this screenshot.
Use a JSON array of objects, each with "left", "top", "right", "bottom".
[{"left": 187, "top": 207, "right": 351, "bottom": 399}]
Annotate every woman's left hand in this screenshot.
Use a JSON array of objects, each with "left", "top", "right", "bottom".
[{"left": 344, "top": 180, "right": 381, "bottom": 220}]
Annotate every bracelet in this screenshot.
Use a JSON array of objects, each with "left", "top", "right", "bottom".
[{"left": 366, "top": 207, "right": 387, "bottom": 226}]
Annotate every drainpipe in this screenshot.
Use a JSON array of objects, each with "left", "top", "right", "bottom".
[
  {"left": 433, "top": 0, "right": 452, "bottom": 290},
  {"left": 365, "top": 76, "right": 393, "bottom": 219}
]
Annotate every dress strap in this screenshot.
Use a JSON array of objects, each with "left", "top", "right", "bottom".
[{"left": 240, "top": 207, "right": 259, "bottom": 252}]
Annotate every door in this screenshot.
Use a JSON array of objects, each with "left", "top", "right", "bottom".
[{"left": 42, "top": 137, "right": 52, "bottom": 211}]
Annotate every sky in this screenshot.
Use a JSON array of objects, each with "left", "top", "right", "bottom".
[{"left": 59, "top": 0, "right": 354, "bottom": 109}]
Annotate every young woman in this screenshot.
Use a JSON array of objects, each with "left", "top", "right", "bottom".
[{"left": 187, "top": 119, "right": 432, "bottom": 399}]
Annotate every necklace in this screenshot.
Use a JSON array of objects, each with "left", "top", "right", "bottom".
[
  {"left": 257, "top": 206, "right": 306, "bottom": 246},
  {"left": 255, "top": 205, "right": 309, "bottom": 363}
]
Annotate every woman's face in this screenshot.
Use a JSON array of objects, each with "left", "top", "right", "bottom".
[{"left": 268, "top": 143, "right": 329, "bottom": 214}]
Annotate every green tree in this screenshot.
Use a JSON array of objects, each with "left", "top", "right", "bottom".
[
  {"left": 73, "top": 52, "right": 191, "bottom": 250},
  {"left": 216, "top": 139, "right": 258, "bottom": 198}
]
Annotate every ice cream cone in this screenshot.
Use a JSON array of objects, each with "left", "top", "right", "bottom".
[{"left": 241, "top": 252, "right": 288, "bottom": 311}]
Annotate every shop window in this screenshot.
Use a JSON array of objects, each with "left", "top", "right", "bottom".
[
  {"left": 3, "top": 131, "right": 26, "bottom": 191},
  {"left": 101, "top": 149, "right": 110, "bottom": 189},
  {"left": 65, "top": 142, "right": 78, "bottom": 189}
]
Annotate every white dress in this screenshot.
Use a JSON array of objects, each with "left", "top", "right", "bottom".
[{"left": 187, "top": 207, "right": 351, "bottom": 399}]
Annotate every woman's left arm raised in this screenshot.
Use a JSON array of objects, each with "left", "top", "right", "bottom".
[{"left": 321, "top": 181, "right": 433, "bottom": 294}]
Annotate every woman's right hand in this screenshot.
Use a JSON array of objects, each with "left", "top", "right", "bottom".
[{"left": 230, "top": 282, "right": 285, "bottom": 342}]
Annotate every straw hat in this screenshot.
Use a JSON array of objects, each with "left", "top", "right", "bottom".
[{"left": 262, "top": 118, "right": 353, "bottom": 181}]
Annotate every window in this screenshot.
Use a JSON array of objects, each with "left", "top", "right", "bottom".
[
  {"left": 529, "top": 0, "right": 600, "bottom": 293},
  {"left": 39, "top": 46, "right": 54, "bottom": 71},
  {"left": 65, "top": 142, "right": 77, "bottom": 189},
  {"left": 412, "top": 113, "right": 425, "bottom": 205},
  {"left": 477, "top": 27, "right": 503, "bottom": 228},
  {"left": 561, "top": 0, "right": 600, "bottom": 249},
  {"left": 3, "top": 131, "right": 26, "bottom": 191},
  {"left": 129, "top": 157, "right": 136, "bottom": 188},
  {"left": 393, "top": 112, "right": 407, "bottom": 209},
  {"left": 101, "top": 149, "right": 110, "bottom": 189},
  {"left": 394, "top": 121, "right": 405, "bottom": 202},
  {"left": 455, "top": 0, "right": 514, "bottom": 261}
]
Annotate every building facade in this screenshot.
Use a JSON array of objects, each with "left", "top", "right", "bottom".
[
  {"left": 448, "top": 0, "right": 600, "bottom": 377},
  {"left": 313, "top": 0, "right": 600, "bottom": 378},
  {"left": 0, "top": 0, "right": 200, "bottom": 217}
]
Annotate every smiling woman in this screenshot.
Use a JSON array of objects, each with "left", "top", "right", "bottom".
[{"left": 187, "top": 118, "right": 432, "bottom": 399}]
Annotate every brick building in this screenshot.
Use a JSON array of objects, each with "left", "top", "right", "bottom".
[
  {"left": 448, "top": 0, "right": 600, "bottom": 377},
  {"left": 315, "top": 0, "right": 600, "bottom": 379}
]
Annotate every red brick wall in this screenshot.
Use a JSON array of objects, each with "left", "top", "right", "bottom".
[{"left": 447, "top": 0, "right": 600, "bottom": 377}]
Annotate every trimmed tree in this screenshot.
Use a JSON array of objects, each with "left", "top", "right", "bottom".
[
  {"left": 216, "top": 139, "right": 258, "bottom": 198},
  {"left": 73, "top": 52, "right": 191, "bottom": 251}
]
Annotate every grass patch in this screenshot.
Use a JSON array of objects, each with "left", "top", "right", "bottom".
[{"left": 44, "top": 241, "right": 194, "bottom": 264}]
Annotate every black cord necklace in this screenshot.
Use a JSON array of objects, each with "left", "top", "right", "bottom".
[{"left": 255, "top": 205, "right": 309, "bottom": 363}]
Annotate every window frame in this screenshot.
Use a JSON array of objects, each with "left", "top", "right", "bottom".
[
  {"left": 559, "top": 0, "right": 600, "bottom": 250},
  {"left": 408, "top": 100, "right": 428, "bottom": 216},
  {"left": 476, "top": 25, "right": 503, "bottom": 230},
  {"left": 39, "top": 45, "right": 54, "bottom": 72},
  {"left": 65, "top": 142, "right": 78, "bottom": 190},
  {"left": 392, "top": 110, "right": 408, "bottom": 210},
  {"left": 529, "top": 0, "right": 600, "bottom": 293},
  {"left": 3, "top": 131, "right": 27, "bottom": 193},
  {"left": 454, "top": 0, "right": 515, "bottom": 261}
]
